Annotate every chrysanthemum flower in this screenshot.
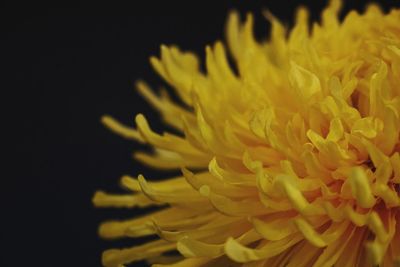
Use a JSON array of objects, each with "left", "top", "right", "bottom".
[{"left": 94, "top": 1, "right": 400, "bottom": 266}]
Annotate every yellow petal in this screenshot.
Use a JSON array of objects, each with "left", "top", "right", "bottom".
[
  {"left": 288, "top": 61, "right": 321, "bottom": 101},
  {"left": 348, "top": 167, "right": 376, "bottom": 208}
]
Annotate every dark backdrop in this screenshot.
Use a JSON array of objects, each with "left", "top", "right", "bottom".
[{"left": 4, "top": 1, "right": 399, "bottom": 266}]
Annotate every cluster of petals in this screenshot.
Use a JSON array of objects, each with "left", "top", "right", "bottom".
[{"left": 94, "top": 1, "right": 400, "bottom": 266}]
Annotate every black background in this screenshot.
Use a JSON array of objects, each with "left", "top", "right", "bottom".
[{"left": 3, "top": 1, "right": 399, "bottom": 266}]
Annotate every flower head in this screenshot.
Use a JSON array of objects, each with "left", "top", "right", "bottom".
[{"left": 94, "top": 1, "right": 400, "bottom": 266}]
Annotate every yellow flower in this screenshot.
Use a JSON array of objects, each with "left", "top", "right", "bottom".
[{"left": 94, "top": 0, "right": 400, "bottom": 266}]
